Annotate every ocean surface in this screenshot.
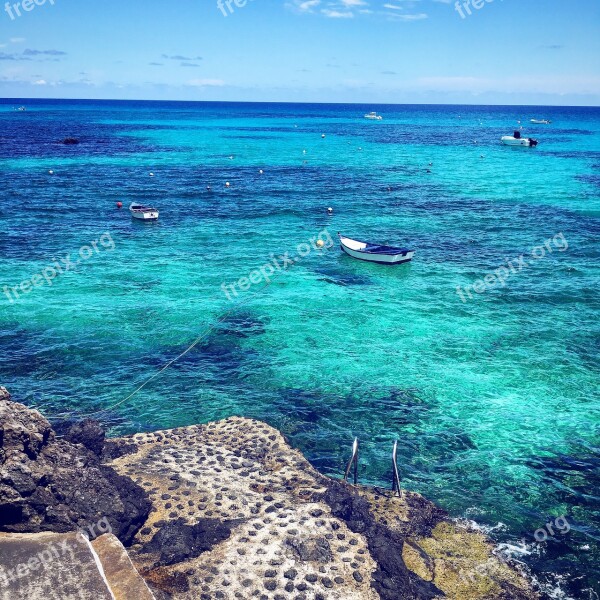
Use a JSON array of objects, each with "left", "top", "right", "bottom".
[{"left": 0, "top": 99, "right": 598, "bottom": 598}]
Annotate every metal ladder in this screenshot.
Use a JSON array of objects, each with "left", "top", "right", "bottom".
[{"left": 343, "top": 438, "right": 402, "bottom": 497}]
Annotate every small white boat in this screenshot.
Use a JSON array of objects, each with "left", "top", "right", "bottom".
[
  {"left": 364, "top": 112, "right": 383, "bottom": 121},
  {"left": 501, "top": 131, "right": 538, "bottom": 147},
  {"left": 129, "top": 203, "right": 159, "bottom": 221},
  {"left": 530, "top": 119, "right": 551, "bottom": 125},
  {"left": 339, "top": 234, "right": 414, "bottom": 265},
  {"left": 17, "top": 106, "right": 26, "bottom": 112}
]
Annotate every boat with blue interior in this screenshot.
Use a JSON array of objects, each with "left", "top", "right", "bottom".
[{"left": 339, "top": 234, "right": 414, "bottom": 265}]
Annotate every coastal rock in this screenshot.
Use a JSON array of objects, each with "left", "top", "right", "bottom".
[
  {"left": 0, "top": 396, "right": 150, "bottom": 545},
  {"left": 107, "top": 417, "right": 539, "bottom": 600},
  {"left": 0, "top": 393, "right": 539, "bottom": 599},
  {"left": 61, "top": 419, "right": 106, "bottom": 457}
]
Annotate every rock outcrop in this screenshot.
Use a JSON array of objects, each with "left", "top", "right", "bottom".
[
  {"left": 0, "top": 388, "right": 539, "bottom": 599},
  {"left": 107, "top": 416, "right": 539, "bottom": 600},
  {"left": 0, "top": 388, "right": 150, "bottom": 544}
]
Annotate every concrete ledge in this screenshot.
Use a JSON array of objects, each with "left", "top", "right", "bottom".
[{"left": 91, "top": 534, "right": 156, "bottom": 600}]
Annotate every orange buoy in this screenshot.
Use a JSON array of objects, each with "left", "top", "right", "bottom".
[{"left": 116, "top": 202, "right": 123, "bottom": 208}]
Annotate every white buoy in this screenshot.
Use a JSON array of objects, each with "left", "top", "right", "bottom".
[
  {"left": 321, "top": 134, "right": 326, "bottom": 139},
  {"left": 225, "top": 182, "right": 230, "bottom": 188},
  {"left": 48, "top": 170, "right": 54, "bottom": 175},
  {"left": 149, "top": 172, "right": 154, "bottom": 177},
  {"left": 327, "top": 207, "right": 333, "bottom": 214},
  {"left": 259, "top": 169, "right": 264, "bottom": 174},
  {"left": 303, "top": 150, "right": 307, "bottom": 155}
]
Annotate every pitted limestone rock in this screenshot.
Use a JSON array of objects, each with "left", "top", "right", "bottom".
[{"left": 107, "top": 416, "right": 539, "bottom": 600}]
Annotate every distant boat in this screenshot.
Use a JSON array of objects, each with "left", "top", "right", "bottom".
[
  {"left": 339, "top": 234, "right": 414, "bottom": 265},
  {"left": 501, "top": 131, "right": 538, "bottom": 147},
  {"left": 129, "top": 203, "right": 159, "bottom": 221},
  {"left": 531, "top": 119, "right": 551, "bottom": 124},
  {"left": 17, "top": 106, "right": 26, "bottom": 112},
  {"left": 364, "top": 112, "right": 383, "bottom": 121}
]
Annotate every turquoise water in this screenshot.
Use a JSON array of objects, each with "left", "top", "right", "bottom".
[{"left": 0, "top": 99, "right": 598, "bottom": 598}]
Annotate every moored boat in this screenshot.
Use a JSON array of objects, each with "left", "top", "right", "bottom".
[
  {"left": 339, "top": 233, "right": 414, "bottom": 265},
  {"left": 530, "top": 119, "right": 551, "bottom": 124},
  {"left": 129, "top": 203, "right": 159, "bottom": 221},
  {"left": 501, "top": 131, "right": 538, "bottom": 147},
  {"left": 364, "top": 112, "right": 383, "bottom": 121}
]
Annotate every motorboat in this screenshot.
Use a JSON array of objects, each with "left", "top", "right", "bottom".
[
  {"left": 364, "top": 112, "right": 383, "bottom": 121},
  {"left": 501, "top": 131, "right": 538, "bottom": 147},
  {"left": 129, "top": 203, "right": 159, "bottom": 221},
  {"left": 339, "top": 234, "right": 414, "bottom": 265},
  {"left": 530, "top": 119, "right": 551, "bottom": 125}
]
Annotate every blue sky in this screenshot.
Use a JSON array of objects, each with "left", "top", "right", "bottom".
[{"left": 1, "top": 0, "right": 599, "bottom": 104}]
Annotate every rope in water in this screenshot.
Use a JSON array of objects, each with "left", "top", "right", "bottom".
[{"left": 56, "top": 280, "right": 272, "bottom": 420}]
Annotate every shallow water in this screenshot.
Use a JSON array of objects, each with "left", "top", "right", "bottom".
[{"left": 0, "top": 99, "right": 598, "bottom": 598}]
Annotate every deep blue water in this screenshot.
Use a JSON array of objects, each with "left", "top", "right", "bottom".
[{"left": 0, "top": 99, "right": 599, "bottom": 599}]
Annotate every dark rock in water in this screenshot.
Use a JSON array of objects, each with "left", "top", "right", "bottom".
[
  {"left": 0, "top": 394, "right": 150, "bottom": 546},
  {"left": 323, "top": 480, "right": 443, "bottom": 600},
  {"left": 62, "top": 137, "right": 80, "bottom": 145},
  {"left": 141, "top": 517, "right": 238, "bottom": 566},
  {"left": 62, "top": 419, "right": 106, "bottom": 456}
]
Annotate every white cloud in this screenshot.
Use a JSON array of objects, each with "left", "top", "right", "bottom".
[
  {"left": 287, "top": 0, "right": 321, "bottom": 13},
  {"left": 322, "top": 8, "right": 354, "bottom": 17}
]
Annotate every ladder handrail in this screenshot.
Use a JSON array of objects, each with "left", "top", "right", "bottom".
[
  {"left": 343, "top": 437, "right": 359, "bottom": 485},
  {"left": 392, "top": 440, "right": 402, "bottom": 497}
]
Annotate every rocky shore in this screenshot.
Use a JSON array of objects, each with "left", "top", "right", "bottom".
[{"left": 0, "top": 386, "right": 539, "bottom": 599}]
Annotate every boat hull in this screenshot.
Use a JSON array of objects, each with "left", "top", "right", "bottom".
[
  {"left": 501, "top": 136, "right": 538, "bottom": 147},
  {"left": 131, "top": 211, "right": 159, "bottom": 221},
  {"left": 340, "top": 244, "right": 413, "bottom": 264},
  {"left": 339, "top": 235, "right": 414, "bottom": 265}
]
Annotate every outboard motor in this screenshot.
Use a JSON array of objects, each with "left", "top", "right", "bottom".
[{"left": 514, "top": 130, "right": 521, "bottom": 139}]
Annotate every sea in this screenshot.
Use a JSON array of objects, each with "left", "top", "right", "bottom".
[{"left": 0, "top": 99, "right": 598, "bottom": 599}]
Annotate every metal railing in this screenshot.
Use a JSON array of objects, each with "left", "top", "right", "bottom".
[
  {"left": 343, "top": 437, "right": 359, "bottom": 485},
  {"left": 343, "top": 437, "right": 402, "bottom": 497}
]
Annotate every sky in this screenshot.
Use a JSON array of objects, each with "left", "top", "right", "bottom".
[{"left": 0, "top": 0, "right": 599, "bottom": 105}]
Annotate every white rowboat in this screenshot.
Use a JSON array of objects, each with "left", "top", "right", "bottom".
[
  {"left": 339, "top": 234, "right": 414, "bottom": 265},
  {"left": 129, "top": 203, "right": 159, "bottom": 221}
]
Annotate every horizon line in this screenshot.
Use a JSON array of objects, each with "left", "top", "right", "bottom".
[{"left": 1, "top": 96, "right": 600, "bottom": 108}]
